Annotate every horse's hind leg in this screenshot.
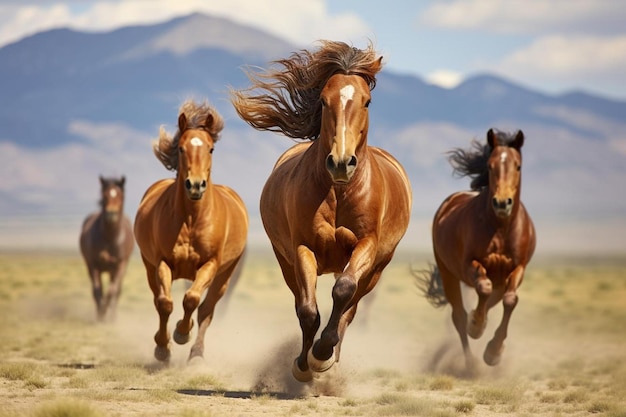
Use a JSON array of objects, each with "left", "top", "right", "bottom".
[
  {"left": 187, "top": 258, "right": 240, "bottom": 360},
  {"left": 483, "top": 266, "right": 524, "bottom": 366}
]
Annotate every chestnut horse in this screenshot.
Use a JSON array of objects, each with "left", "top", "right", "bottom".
[
  {"left": 134, "top": 100, "right": 248, "bottom": 362},
  {"left": 79, "top": 176, "right": 134, "bottom": 322},
  {"left": 231, "top": 41, "right": 412, "bottom": 382},
  {"left": 419, "top": 129, "right": 536, "bottom": 372}
]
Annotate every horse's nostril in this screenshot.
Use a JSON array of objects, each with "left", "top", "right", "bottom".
[
  {"left": 201, "top": 180, "right": 207, "bottom": 189},
  {"left": 326, "top": 154, "right": 335, "bottom": 170},
  {"left": 185, "top": 179, "right": 192, "bottom": 190},
  {"left": 348, "top": 155, "right": 357, "bottom": 167},
  {"left": 507, "top": 198, "right": 513, "bottom": 206},
  {"left": 492, "top": 198, "right": 498, "bottom": 208}
]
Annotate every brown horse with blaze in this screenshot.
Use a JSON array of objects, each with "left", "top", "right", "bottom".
[
  {"left": 418, "top": 129, "right": 536, "bottom": 373},
  {"left": 80, "top": 176, "right": 134, "bottom": 322},
  {"left": 134, "top": 100, "right": 248, "bottom": 363},
  {"left": 231, "top": 40, "right": 412, "bottom": 382}
]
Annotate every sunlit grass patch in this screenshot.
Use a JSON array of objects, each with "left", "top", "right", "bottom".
[
  {"left": 474, "top": 382, "right": 524, "bottom": 411},
  {"left": 429, "top": 375, "right": 455, "bottom": 391},
  {"left": 0, "top": 362, "right": 41, "bottom": 381},
  {"left": 372, "top": 392, "right": 442, "bottom": 416},
  {"left": 453, "top": 399, "right": 475, "bottom": 413},
  {"left": 563, "top": 388, "right": 589, "bottom": 404},
  {"left": 178, "top": 374, "right": 225, "bottom": 391},
  {"left": 32, "top": 399, "right": 105, "bottom": 417}
]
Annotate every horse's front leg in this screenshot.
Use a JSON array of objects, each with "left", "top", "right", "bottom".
[
  {"left": 467, "top": 260, "right": 492, "bottom": 339},
  {"left": 89, "top": 267, "right": 105, "bottom": 321},
  {"left": 309, "top": 237, "right": 376, "bottom": 372},
  {"left": 151, "top": 260, "right": 173, "bottom": 362},
  {"left": 484, "top": 265, "right": 524, "bottom": 366},
  {"left": 103, "top": 260, "right": 128, "bottom": 322},
  {"left": 290, "top": 245, "right": 320, "bottom": 382},
  {"left": 174, "top": 259, "right": 217, "bottom": 345}
]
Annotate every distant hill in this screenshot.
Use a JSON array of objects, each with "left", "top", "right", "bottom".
[{"left": 1, "top": 13, "right": 624, "bottom": 253}]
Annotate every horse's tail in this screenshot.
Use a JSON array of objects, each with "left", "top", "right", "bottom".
[{"left": 413, "top": 262, "right": 448, "bottom": 308}]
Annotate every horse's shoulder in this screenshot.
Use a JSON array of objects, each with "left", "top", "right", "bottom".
[{"left": 274, "top": 142, "right": 311, "bottom": 169}]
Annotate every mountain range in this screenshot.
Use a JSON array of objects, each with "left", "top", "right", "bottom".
[{"left": 1, "top": 13, "right": 624, "bottom": 254}]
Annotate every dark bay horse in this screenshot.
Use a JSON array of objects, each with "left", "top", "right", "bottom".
[
  {"left": 419, "top": 129, "right": 536, "bottom": 372},
  {"left": 134, "top": 100, "right": 248, "bottom": 362},
  {"left": 79, "top": 176, "right": 134, "bottom": 321},
  {"left": 231, "top": 41, "right": 412, "bottom": 382}
]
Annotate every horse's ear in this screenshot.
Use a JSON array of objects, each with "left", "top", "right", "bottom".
[
  {"left": 119, "top": 176, "right": 126, "bottom": 188},
  {"left": 99, "top": 175, "right": 105, "bottom": 186},
  {"left": 487, "top": 128, "right": 496, "bottom": 148},
  {"left": 205, "top": 113, "right": 214, "bottom": 130},
  {"left": 178, "top": 113, "right": 188, "bottom": 132},
  {"left": 512, "top": 130, "right": 525, "bottom": 149}
]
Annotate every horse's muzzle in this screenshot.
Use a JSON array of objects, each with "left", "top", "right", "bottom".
[
  {"left": 492, "top": 197, "right": 513, "bottom": 218},
  {"left": 185, "top": 178, "right": 207, "bottom": 200},
  {"left": 325, "top": 154, "right": 357, "bottom": 184}
]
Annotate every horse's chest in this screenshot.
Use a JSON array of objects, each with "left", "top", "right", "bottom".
[
  {"left": 169, "top": 228, "right": 211, "bottom": 278},
  {"left": 482, "top": 253, "right": 515, "bottom": 284}
]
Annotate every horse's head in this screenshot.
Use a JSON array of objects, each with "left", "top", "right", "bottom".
[
  {"left": 99, "top": 176, "right": 125, "bottom": 223},
  {"left": 487, "top": 129, "right": 524, "bottom": 218},
  {"left": 177, "top": 112, "right": 215, "bottom": 201},
  {"left": 321, "top": 73, "right": 372, "bottom": 184}
]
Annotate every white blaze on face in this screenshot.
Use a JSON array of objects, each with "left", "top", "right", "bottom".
[
  {"left": 338, "top": 84, "right": 355, "bottom": 157},
  {"left": 109, "top": 189, "right": 118, "bottom": 198},
  {"left": 190, "top": 137, "right": 203, "bottom": 147}
]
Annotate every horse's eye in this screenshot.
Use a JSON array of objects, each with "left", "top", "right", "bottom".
[
  {"left": 210, "top": 148, "right": 214, "bottom": 154},
  {"left": 517, "top": 164, "right": 521, "bottom": 171},
  {"left": 320, "top": 98, "right": 327, "bottom": 107},
  {"left": 365, "top": 99, "right": 371, "bottom": 108},
  {"left": 179, "top": 147, "right": 184, "bottom": 154}
]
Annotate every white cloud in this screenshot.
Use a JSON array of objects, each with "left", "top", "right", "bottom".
[
  {"left": 418, "top": 0, "right": 625, "bottom": 35},
  {"left": 493, "top": 35, "right": 626, "bottom": 91},
  {"left": 0, "top": 0, "right": 370, "bottom": 48},
  {"left": 425, "top": 70, "right": 463, "bottom": 88}
]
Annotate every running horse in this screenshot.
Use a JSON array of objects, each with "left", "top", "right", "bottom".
[
  {"left": 419, "top": 129, "right": 536, "bottom": 371},
  {"left": 134, "top": 100, "right": 248, "bottom": 362},
  {"left": 231, "top": 41, "right": 412, "bottom": 382},
  {"left": 79, "top": 176, "right": 134, "bottom": 322}
]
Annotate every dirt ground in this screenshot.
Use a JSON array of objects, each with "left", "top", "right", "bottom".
[{"left": 1, "top": 250, "right": 625, "bottom": 416}]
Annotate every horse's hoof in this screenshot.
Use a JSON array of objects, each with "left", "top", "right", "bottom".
[
  {"left": 154, "top": 345, "right": 171, "bottom": 362},
  {"left": 467, "top": 309, "right": 487, "bottom": 339},
  {"left": 483, "top": 341, "right": 503, "bottom": 366},
  {"left": 173, "top": 319, "right": 193, "bottom": 345},
  {"left": 292, "top": 358, "right": 313, "bottom": 382},
  {"left": 307, "top": 347, "right": 336, "bottom": 373}
]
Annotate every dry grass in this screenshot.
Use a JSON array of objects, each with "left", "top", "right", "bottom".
[{"left": 0, "top": 250, "right": 625, "bottom": 416}]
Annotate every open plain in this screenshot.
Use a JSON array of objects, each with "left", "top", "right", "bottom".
[{"left": 0, "top": 248, "right": 625, "bottom": 417}]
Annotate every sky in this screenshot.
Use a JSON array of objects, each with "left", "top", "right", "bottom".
[{"left": 0, "top": 0, "right": 625, "bottom": 100}]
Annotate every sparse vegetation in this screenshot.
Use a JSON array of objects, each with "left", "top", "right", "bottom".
[{"left": 0, "top": 251, "right": 624, "bottom": 416}]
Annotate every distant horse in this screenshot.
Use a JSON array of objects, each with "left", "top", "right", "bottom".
[
  {"left": 231, "top": 40, "right": 412, "bottom": 382},
  {"left": 418, "top": 129, "right": 536, "bottom": 371},
  {"left": 79, "top": 175, "right": 134, "bottom": 322},
  {"left": 134, "top": 100, "right": 248, "bottom": 362}
]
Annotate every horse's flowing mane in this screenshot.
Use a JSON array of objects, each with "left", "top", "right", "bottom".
[
  {"left": 230, "top": 40, "right": 383, "bottom": 141},
  {"left": 449, "top": 129, "right": 522, "bottom": 190},
  {"left": 153, "top": 100, "right": 224, "bottom": 171}
]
